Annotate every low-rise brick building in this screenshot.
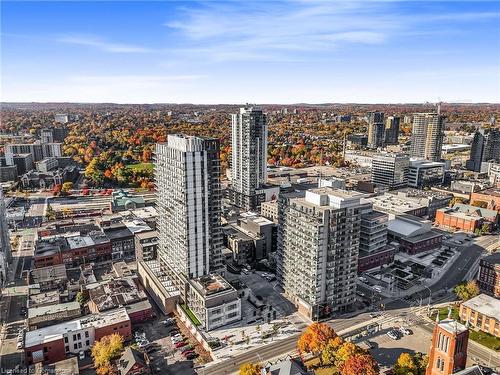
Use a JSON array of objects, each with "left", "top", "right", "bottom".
[
  {"left": 25, "top": 308, "right": 131, "bottom": 366},
  {"left": 34, "top": 232, "right": 112, "bottom": 269},
  {"left": 459, "top": 294, "right": 500, "bottom": 338}
]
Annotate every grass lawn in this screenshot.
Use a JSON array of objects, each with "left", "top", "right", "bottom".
[
  {"left": 180, "top": 304, "right": 201, "bottom": 326},
  {"left": 125, "top": 162, "right": 153, "bottom": 172},
  {"left": 434, "top": 306, "right": 500, "bottom": 351},
  {"left": 436, "top": 306, "right": 461, "bottom": 321},
  {"left": 469, "top": 330, "right": 500, "bottom": 351},
  {"left": 304, "top": 357, "right": 338, "bottom": 375}
]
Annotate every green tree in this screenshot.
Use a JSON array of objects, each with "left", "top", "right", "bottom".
[
  {"left": 334, "top": 342, "right": 364, "bottom": 367},
  {"left": 85, "top": 158, "right": 104, "bottom": 186},
  {"left": 454, "top": 280, "right": 480, "bottom": 301},
  {"left": 393, "top": 352, "right": 418, "bottom": 375},
  {"left": 321, "top": 336, "right": 344, "bottom": 365},
  {"left": 76, "top": 291, "right": 87, "bottom": 305},
  {"left": 413, "top": 353, "right": 429, "bottom": 375}
]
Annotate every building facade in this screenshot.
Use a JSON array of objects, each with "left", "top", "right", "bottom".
[
  {"left": 230, "top": 106, "right": 268, "bottom": 210},
  {"left": 367, "top": 111, "right": 385, "bottom": 148},
  {"left": 0, "top": 187, "right": 11, "bottom": 286},
  {"left": 358, "top": 205, "right": 395, "bottom": 272},
  {"left": 466, "top": 127, "right": 500, "bottom": 172},
  {"left": 477, "top": 253, "right": 500, "bottom": 298},
  {"left": 408, "top": 160, "right": 445, "bottom": 188},
  {"left": 460, "top": 294, "right": 500, "bottom": 338},
  {"left": 186, "top": 275, "right": 241, "bottom": 331},
  {"left": 410, "top": 113, "right": 445, "bottom": 162},
  {"left": 371, "top": 153, "right": 409, "bottom": 189},
  {"left": 425, "top": 316, "right": 468, "bottom": 375},
  {"left": 277, "top": 188, "right": 362, "bottom": 319},
  {"left": 384, "top": 116, "right": 400, "bottom": 145},
  {"left": 155, "top": 135, "right": 224, "bottom": 297}
]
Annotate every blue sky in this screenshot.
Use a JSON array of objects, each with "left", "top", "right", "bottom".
[{"left": 1, "top": 1, "right": 499, "bottom": 103}]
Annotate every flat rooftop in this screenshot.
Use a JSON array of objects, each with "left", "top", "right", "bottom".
[
  {"left": 190, "top": 274, "right": 234, "bottom": 297},
  {"left": 438, "top": 318, "right": 468, "bottom": 334},
  {"left": 28, "top": 301, "right": 80, "bottom": 319},
  {"left": 461, "top": 293, "right": 500, "bottom": 320},
  {"left": 25, "top": 308, "right": 129, "bottom": 348}
]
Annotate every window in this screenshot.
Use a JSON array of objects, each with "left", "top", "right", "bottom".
[
  {"left": 85, "top": 331, "right": 89, "bottom": 338},
  {"left": 73, "top": 334, "right": 77, "bottom": 341},
  {"left": 78, "top": 342, "right": 82, "bottom": 349},
  {"left": 65, "top": 346, "right": 69, "bottom": 352},
  {"left": 86, "top": 340, "right": 90, "bottom": 346},
  {"left": 64, "top": 337, "right": 68, "bottom": 343},
  {"left": 436, "top": 358, "right": 441, "bottom": 369},
  {"left": 74, "top": 344, "right": 77, "bottom": 350}
]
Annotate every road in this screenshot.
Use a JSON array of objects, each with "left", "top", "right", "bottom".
[
  {"left": 203, "top": 234, "right": 499, "bottom": 375},
  {"left": 0, "top": 231, "right": 33, "bottom": 370}
]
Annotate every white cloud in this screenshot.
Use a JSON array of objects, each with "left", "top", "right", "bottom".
[{"left": 58, "top": 36, "right": 154, "bottom": 53}]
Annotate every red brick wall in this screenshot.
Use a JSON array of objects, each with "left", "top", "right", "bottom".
[
  {"left": 471, "top": 192, "right": 500, "bottom": 210},
  {"left": 34, "top": 252, "right": 63, "bottom": 268},
  {"left": 25, "top": 337, "right": 66, "bottom": 366},
  {"left": 94, "top": 318, "right": 132, "bottom": 342},
  {"left": 435, "top": 211, "right": 480, "bottom": 232}
]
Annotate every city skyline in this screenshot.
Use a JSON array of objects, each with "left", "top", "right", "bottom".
[{"left": 2, "top": 1, "right": 499, "bottom": 103}]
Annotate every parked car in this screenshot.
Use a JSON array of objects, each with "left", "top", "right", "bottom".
[
  {"left": 182, "top": 350, "right": 195, "bottom": 357},
  {"left": 185, "top": 353, "right": 198, "bottom": 360},
  {"left": 356, "top": 291, "right": 365, "bottom": 297},
  {"left": 363, "top": 340, "right": 374, "bottom": 349},
  {"left": 369, "top": 312, "right": 380, "bottom": 318},
  {"left": 372, "top": 286, "right": 382, "bottom": 293},
  {"left": 146, "top": 346, "right": 158, "bottom": 354},
  {"left": 399, "top": 327, "right": 411, "bottom": 335},
  {"left": 181, "top": 345, "right": 193, "bottom": 353},
  {"left": 175, "top": 341, "right": 187, "bottom": 348},
  {"left": 359, "top": 277, "right": 367, "bottom": 282},
  {"left": 16, "top": 341, "right": 23, "bottom": 349},
  {"left": 161, "top": 318, "right": 175, "bottom": 326},
  {"left": 79, "top": 351, "right": 85, "bottom": 360},
  {"left": 387, "top": 330, "right": 399, "bottom": 340}
]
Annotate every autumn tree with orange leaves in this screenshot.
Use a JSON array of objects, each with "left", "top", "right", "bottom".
[
  {"left": 340, "top": 353, "right": 379, "bottom": 375},
  {"left": 297, "top": 322, "right": 338, "bottom": 355}
]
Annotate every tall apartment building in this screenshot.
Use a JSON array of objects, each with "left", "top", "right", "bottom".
[
  {"left": 410, "top": 113, "right": 444, "bottom": 162},
  {"left": 384, "top": 116, "right": 400, "bottom": 145},
  {"left": 371, "top": 153, "right": 409, "bottom": 189},
  {"left": 0, "top": 187, "right": 11, "bottom": 286},
  {"left": 155, "top": 135, "right": 224, "bottom": 297},
  {"left": 277, "top": 188, "right": 363, "bottom": 319},
  {"left": 367, "top": 112, "right": 385, "bottom": 148},
  {"left": 230, "top": 106, "right": 268, "bottom": 210},
  {"left": 466, "top": 127, "right": 500, "bottom": 172}
]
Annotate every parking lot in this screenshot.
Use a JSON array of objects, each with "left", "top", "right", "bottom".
[
  {"left": 357, "top": 324, "right": 432, "bottom": 368},
  {"left": 132, "top": 312, "right": 209, "bottom": 374},
  {"left": 239, "top": 271, "right": 296, "bottom": 318}
]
